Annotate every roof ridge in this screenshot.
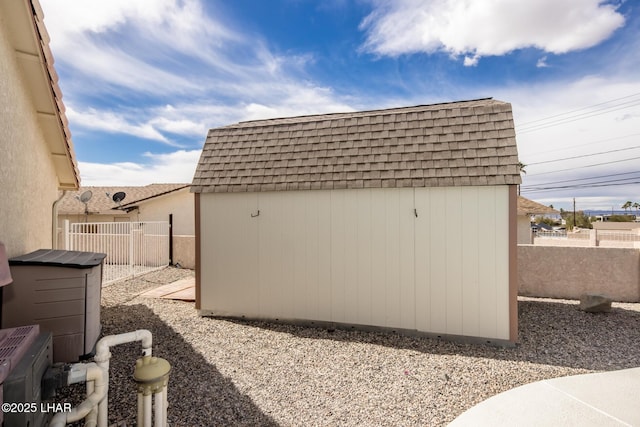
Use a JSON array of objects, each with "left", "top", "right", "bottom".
[{"left": 227, "top": 98, "right": 497, "bottom": 129}]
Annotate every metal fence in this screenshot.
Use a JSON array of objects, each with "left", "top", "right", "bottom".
[{"left": 65, "top": 221, "right": 170, "bottom": 285}]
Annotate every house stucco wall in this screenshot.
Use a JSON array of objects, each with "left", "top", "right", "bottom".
[
  {"left": 135, "top": 188, "right": 194, "bottom": 235},
  {"left": 0, "top": 19, "right": 59, "bottom": 258},
  {"left": 518, "top": 245, "right": 640, "bottom": 302},
  {"left": 199, "top": 186, "right": 513, "bottom": 342},
  {"left": 517, "top": 215, "right": 532, "bottom": 244}
]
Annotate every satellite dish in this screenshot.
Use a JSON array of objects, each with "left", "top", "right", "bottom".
[
  {"left": 79, "top": 190, "right": 93, "bottom": 203},
  {"left": 112, "top": 192, "right": 126, "bottom": 203}
]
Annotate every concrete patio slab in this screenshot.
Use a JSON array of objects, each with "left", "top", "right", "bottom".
[{"left": 449, "top": 367, "right": 640, "bottom": 426}]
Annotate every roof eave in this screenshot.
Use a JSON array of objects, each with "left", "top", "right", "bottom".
[{"left": 2, "top": 0, "right": 80, "bottom": 190}]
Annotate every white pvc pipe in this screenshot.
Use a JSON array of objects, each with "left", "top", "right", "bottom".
[
  {"left": 143, "top": 393, "right": 152, "bottom": 427},
  {"left": 85, "top": 379, "right": 98, "bottom": 427},
  {"left": 94, "top": 330, "right": 153, "bottom": 427},
  {"left": 154, "top": 391, "right": 164, "bottom": 427},
  {"left": 49, "top": 363, "right": 106, "bottom": 427}
]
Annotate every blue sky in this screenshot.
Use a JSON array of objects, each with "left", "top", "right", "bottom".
[{"left": 40, "top": 0, "right": 640, "bottom": 211}]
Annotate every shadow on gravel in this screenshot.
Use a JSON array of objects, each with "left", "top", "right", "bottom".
[
  {"left": 55, "top": 304, "right": 277, "bottom": 427},
  {"left": 224, "top": 298, "right": 640, "bottom": 372}
]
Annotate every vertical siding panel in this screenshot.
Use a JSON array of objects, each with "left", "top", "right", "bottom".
[
  {"left": 445, "top": 188, "right": 463, "bottom": 335},
  {"left": 477, "top": 187, "right": 498, "bottom": 338},
  {"left": 384, "top": 189, "right": 401, "bottom": 328},
  {"left": 414, "top": 188, "right": 431, "bottom": 332},
  {"left": 303, "top": 191, "right": 319, "bottom": 321},
  {"left": 370, "top": 189, "right": 387, "bottom": 326},
  {"left": 291, "top": 192, "right": 307, "bottom": 320},
  {"left": 258, "top": 192, "right": 284, "bottom": 318},
  {"left": 203, "top": 193, "right": 259, "bottom": 316},
  {"left": 429, "top": 188, "right": 447, "bottom": 333},
  {"left": 461, "top": 187, "right": 480, "bottom": 337},
  {"left": 316, "top": 191, "right": 333, "bottom": 322},
  {"left": 399, "top": 188, "right": 415, "bottom": 330},
  {"left": 343, "top": 191, "right": 359, "bottom": 324},
  {"left": 357, "top": 190, "right": 373, "bottom": 325},
  {"left": 330, "top": 190, "right": 346, "bottom": 323},
  {"left": 494, "top": 187, "right": 511, "bottom": 340}
]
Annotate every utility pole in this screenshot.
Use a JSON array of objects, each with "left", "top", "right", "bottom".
[{"left": 573, "top": 198, "right": 576, "bottom": 229}]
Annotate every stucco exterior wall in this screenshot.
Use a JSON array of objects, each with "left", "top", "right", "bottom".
[
  {"left": 518, "top": 245, "right": 640, "bottom": 302},
  {"left": 173, "top": 235, "right": 195, "bottom": 269},
  {"left": 517, "top": 215, "right": 532, "bottom": 244},
  {"left": 199, "top": 186, "right": 514, "bottom": 341},
  {"left": 135, "top": 188, "right": 194, "bottom": 235},
  {"left": 0, "top": 20, "right": 59, "bottom": 258}
]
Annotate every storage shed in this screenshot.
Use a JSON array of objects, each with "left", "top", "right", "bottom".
[{"left": 192, "top": 98, "right": 522, "bottom": 343}]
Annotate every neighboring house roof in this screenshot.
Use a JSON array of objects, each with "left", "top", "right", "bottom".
[
  {"left": 517, "top": 196, "right": 560, "bottom": 216},
  {"left": 1, "top": 0, "right": 80, "bottom": 189},
  {"left": 192, "top": 98, "right": 522, "bottom": 193},
  {"left": 58, "top": 184, "right": 189, "bottom": 215}
]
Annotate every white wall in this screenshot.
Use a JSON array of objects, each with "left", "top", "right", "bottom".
[
  {"left": 0, "top": 19, "right": 59, "bottom": 257},
  {"left": 199, "top": 186, "right": 512, "bottom": 341}
]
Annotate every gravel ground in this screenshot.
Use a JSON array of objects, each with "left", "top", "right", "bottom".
[{"left": 55, "top": 267, "right": 640, "bottom": 426}]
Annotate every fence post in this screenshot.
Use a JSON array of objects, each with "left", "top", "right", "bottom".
[
  {"left": 129, "top": 224, "right": 135, "bottom": 275},
  {"left": 64, "top": 220, "right": 70, "bottom": 250}
]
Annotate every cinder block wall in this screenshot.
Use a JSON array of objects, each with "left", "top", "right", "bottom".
[
  {"left": 173, "top": 235, "right": 195, "bottom": 269},
  {"left": 518, "top": 245, "right": 640, "bottom": 302}
]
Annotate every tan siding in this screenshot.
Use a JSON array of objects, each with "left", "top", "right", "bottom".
[
  {"left": 445, "top": 187, "right": 463, "bottom": 335},
  {"left": 200, "top": 193, "right": 259, "bottom": 316},
  {"left": 414, "top": 188, "right": 431, "bottom": 332},
  {"left": 427, "top": 188, "right": 448, "bottom": 333},
  {"left": 330, "top": 190, "right": 347, "bottom": 322},
  {"left": 461, "top": 188, "right": 480, "bottom": 337},
  {"left": 398, "top": 190, "right": 415, "bottom": 330},
  {"left": 383, "top": 189, "right": 402, "bottom": 328},
  {"left": 199, "top": 186, "right": 513, "bottom": 341}
]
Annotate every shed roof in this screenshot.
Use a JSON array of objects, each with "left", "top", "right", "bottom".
[
  {"left": 191, "top": 98, "right": 521, "bottom": 193},
  {"left": 59, "top": 184, "right": 189, "bottom": 215}
]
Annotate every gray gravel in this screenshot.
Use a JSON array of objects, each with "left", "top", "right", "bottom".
[{"left": 55, "top": 267, "right": 640, "bottom": 426}]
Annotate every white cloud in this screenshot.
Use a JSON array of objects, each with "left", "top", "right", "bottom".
[
  {"left": 463, "top": 55, "right": 479, "bottom": 67},
  {"left": 79, "top": 150, "right": 202, "bottom": 186},
  {"left": 360, "top": 0, "right": 625, "bottom": 63},
  {"left": 536, "top": 56, "right": 549, "bottom": 68},
  {"left": 66, "top": 107, "right": 172, "bottom": 144}
]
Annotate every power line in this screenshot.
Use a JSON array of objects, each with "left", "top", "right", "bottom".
[
  {"left": 521, "top": 133, "right": 640, "bottom": 161},
  {"left": 517, "top": 92, "right": 640, "bottom": 134},
  {"left": 523, "top": 174, "right": 640, "bottom": 192},
  {"left": 525, "top": 156, "right": 640, "bottom": 176},
  {"left": 517, "top": 92, "right": 640, "bottom": 127},
  {"left": 526, "top": 145, "right": 640, "bottom": 166},
  {"left": 521, "top": 180, "right": 640, "bottom": 194},
  {"left": 520, "top": 170, "right": 640, "bottom": 189}
]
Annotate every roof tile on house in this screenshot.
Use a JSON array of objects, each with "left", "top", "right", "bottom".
[
  {"left": 517, "top": 196, "right": 560, "bottom": 216},
  {"left": 191, "top": 98, "right": 522, "bottom": 193},
  {"left": 58, "top": 184, "right": 189, "bottom": 215}
]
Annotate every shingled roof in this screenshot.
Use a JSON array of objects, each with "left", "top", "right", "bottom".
[
  {"left": 58, "top": 184, "right": 189, "bottom": 215},
  {"left": 191, "top": 98, "right": 521, "bottom": 193},
  {"left": 517, "top": 196, "right": 560, "bottom": 216}
]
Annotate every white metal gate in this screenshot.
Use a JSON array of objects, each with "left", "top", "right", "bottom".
[{"left": 65, "top": 221, "right": 170, "bottom": 285}]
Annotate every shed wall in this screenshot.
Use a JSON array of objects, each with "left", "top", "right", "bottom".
[{"left": 199, "top": 186, "right": 512, "bottom": 340}]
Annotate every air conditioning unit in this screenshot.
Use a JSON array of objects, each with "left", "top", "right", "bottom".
[{"left": 0, "top": 325, "right": 53, "bottom": 427}]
